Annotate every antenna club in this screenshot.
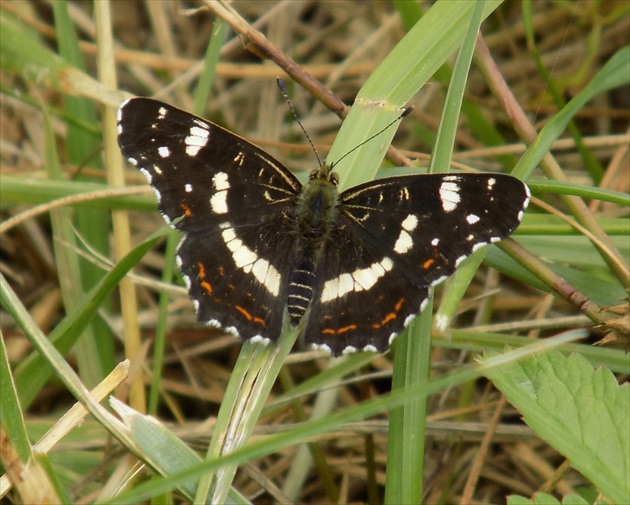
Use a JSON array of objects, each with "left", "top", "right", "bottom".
[{"left": 401, "top": 106, "right": 414, "bottom": 118}]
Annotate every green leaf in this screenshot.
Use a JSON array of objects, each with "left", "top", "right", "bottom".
[{"left": 483, "top": 350, "right": 630, "bottom": 504}]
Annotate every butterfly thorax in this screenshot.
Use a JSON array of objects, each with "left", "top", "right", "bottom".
[{"left": 286, "top": 165, "right": 339, "bottom": 325}]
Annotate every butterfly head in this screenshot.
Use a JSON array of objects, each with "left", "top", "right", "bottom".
[
  {"left": 309, "top": 163, "right": 339, "bottom": 186},
  {"left": 295, "top": 164, "right": 339, "bottom": 242}
]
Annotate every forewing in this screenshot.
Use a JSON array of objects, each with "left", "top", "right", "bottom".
[
  {"left": 117, "top": 97, "right": 302, "bottom": 231},
  {"left": 304, "top": 173, "right": 529, "bottom": 355},
  {"left": 339, "top": 173, "right": 529, "bottom": 285}
]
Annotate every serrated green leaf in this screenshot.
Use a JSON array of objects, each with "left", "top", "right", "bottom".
[{"left": 483, "top": 351, "right": 629, "bottom": 504}]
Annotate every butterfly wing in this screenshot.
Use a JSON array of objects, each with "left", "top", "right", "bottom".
[
  {"left": 303, "top": 173, "right": 529, "bottom": 355},
  {"left": 118, "top": 98, "right": 302, "bottom": 342},
  {"left": 117, "top": 98, "right": 302, "bottom": 231}
]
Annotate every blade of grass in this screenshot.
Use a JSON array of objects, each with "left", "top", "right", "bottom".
[
  {"left": 196, "top": 326, "right": 299, "bottom": 504},
  {"left": 53, "top": 0, "right": 114, "bottom": 389},
  {"left": 385, "top": 3, "right": 487, "bottom": 503},
  {"left": 9, "top": 233, "right": 163, "bottom": 409}
]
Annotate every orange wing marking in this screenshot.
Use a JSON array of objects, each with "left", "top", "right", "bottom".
[
  {"left": 371, "top": 298, "right": 406, "bottom": 329},
  {"left": 322, "top": 324, "right": 358, "bottom": 336},
  {"left": 421, "top": 257, "right": 436, "bottom": 269},
  {"left": 235, "top": 305, "right": 267, "bottom": 327},
  {"left": 180, "top": 203, "right": 193, "bottom": 217},
  {"left": 197, "top": 262, "right": 213, "bottom": 295}
]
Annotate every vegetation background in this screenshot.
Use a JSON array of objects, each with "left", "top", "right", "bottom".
[{"left": 1, "top": 1, "right": 628, "bottom": 504}]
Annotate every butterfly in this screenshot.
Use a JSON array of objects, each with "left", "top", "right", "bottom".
[{"left": 117, "top": 97, "right": 529, "bottom": 356}]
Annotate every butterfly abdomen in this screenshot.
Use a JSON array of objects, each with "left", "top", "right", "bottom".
[{"left": 287, "top": 260, "right": 316, "bottom": 325}]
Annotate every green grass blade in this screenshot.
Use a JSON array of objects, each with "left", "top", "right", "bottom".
[
  {"left": 9, "top": 234, "right": 162, "bottom": 408},
  {"left": 513, "top": 45, "right": 630, "bottom": 180}
]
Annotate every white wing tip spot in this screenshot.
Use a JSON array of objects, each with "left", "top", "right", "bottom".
[
  {"left": 310, "top": 343, "right": 332, "bottom": 354},
  {"left": 224, "top": 326, "right": 240, "bottom": 337},
  {"left": 181, "top": 273, "right": 191, "bottom": 289},
  {"left": 250, "top": 335, "right": 271, "bottom": 346},
  {"left": 472, "top": 241, "right": 488, "bottom": 252},
  {"left": 419, "top": 298, "right": 429, "bottom": 312},
  {"left": 431, "top": 274, "right": 448, "bottom": 287},
  {"left": 388, "top": 332, "right": 399, "bottom": 346}
]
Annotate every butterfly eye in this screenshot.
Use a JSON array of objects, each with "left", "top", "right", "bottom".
[
  {"left": 308, "top": 169, "right": 319, "bottom": 180},
  {"left": 329, "top": 172, "right": 339, "bottom": 186}
]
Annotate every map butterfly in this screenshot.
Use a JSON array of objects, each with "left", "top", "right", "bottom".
[{"left": 117, "top": 98, "right": 530, "bottom": 356}]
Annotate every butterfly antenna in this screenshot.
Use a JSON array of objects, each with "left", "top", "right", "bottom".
[
  {"left": 331, "top": 105, "right": 413, "bottom": 169},
  {"left": 277, "top": 78, "right": 324, "bottom": 168}
]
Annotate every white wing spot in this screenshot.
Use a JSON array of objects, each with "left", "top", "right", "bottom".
[
  {"left": 213, "top": 172, "right": 230, "bottom": 190},
  {"left": 210, "top": 172, "right": 230, "bottom": 213},
  {"left": 158, "top": 146, "right": 170, "bottom": 158},
  {"left": 431, "top": 238, "right": 439, "bottom": 246},
  {"left": 398, "top": 187, "right": 410, "bottom": 201},
  {"left": 466, "top": 214, "right": 480, "bottom": 224},
  {"left": 321, "top": 257, "right": 393, "bottom": 302},
  {"left": 185, "top": 184, "right": 193, "bottom": 193},
  {"left": 487, "top": 177, "right": 496, "bottom": 189},
  {"left": 394, "top": 229, "right": 413, "bottom": 254},
  {"left": 439, "top": 180, "right": 460, "bottom": 212},
  {"left": 221, "top": 226, "right": 281, "bottom": 295},
  {"left": 402, "top": 214, "right": 418, "bottom": 231},
  {"left": 185, "top": 126, "right": 210, "bottom": 156},
  {"left": 157, "top": 106, "right": 168, "bottom": 119},
  {"left": 233, "top": 152, "right": 245, "bottom": 167}
]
